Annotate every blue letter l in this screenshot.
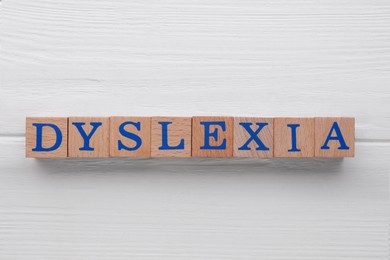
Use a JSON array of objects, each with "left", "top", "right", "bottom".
[{"left": 158, "top": 122, "right": 184, "bottom": 150}]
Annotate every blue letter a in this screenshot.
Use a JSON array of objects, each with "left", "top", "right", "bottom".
[
  {"left": 72, "top": 122, "right": 102, "bottom": 151},
  {"left": 321, "top": 122, "right": 349, "bottom": 150},
  {"left": 32, "top": 123, "right": 62, "bottom": 152}
]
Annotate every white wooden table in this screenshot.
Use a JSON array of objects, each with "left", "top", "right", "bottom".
[{"left": 1, "top": 0, "right": 389, "bottom": 259}]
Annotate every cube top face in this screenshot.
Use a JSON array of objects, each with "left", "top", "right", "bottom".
[
  {"left": 192, "top": 116, "right": 233, "bottom": 157},
  {"left": 274, "top": 118, "right": 315, "bottom": 158},
  {"left": 151, "top": 117, "right": 192, "bottom": 157},
  {"left": 68, "top": 117, "right": 109, "bottom": 158},
  {"left": 110, "top": 117, "right": 151, "bottom": 157},
  {"left": 26, "top": 117, "right": 68, "bottom": 158},
  {"left": 234, "top": 117, "right": 273, "bottom": 158},
  {"left": 315, "top": 117, "right": 355, "bottom": 157}
]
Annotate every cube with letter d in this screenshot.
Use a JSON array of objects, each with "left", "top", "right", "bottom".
[{"left": 26, "top": 117, "right": 68, "bottom": 158}]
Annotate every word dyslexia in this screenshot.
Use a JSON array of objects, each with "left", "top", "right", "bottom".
[{"left": 26, "top": 116, "right": 355, "bottom": 158}]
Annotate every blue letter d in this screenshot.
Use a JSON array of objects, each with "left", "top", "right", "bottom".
[{"left": 32, "top": 123, "right": 62, "bottom": 152}]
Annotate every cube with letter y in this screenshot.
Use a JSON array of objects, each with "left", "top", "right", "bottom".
[
  {"left": 68, "top": 117, "right": 109, "bottom": 157},
  {"left": 192, "top": 116, "right": 233, "bottom": 157},
  {"left": 26, "top": 117, "right": 68, "bottom": 158},
  {"left": 315, "top": 117, "right": 355, "bottom": 157}
]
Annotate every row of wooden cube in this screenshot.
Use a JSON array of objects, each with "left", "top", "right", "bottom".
[{"left": 26, "top": 116, "right": 355, "bottom": 158}]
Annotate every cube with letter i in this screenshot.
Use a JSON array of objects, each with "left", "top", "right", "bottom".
[{"left": 274, "top": 118, "right": 315, "bottom": 158}]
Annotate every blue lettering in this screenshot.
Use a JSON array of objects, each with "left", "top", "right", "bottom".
[
  {"left": 72, "top": 122, "right": 102, "bottom": 151},
  {"left": 32, "top": 123, "right": 62, "bottom": 152},
  {"left": 200, "top": 121, "right": 226, "bottom": 150}
]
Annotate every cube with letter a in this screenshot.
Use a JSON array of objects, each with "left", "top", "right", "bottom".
[{"left": 315, "top": 117, "right": 355, "bottom": 157}]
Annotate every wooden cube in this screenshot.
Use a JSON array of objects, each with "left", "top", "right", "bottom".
[
  {"left": 315, "top": 117, "right": 355, "bottom": 157},
  {"left": 151, "top": 117, "right": 192, "bottom": 157},
  {"left": 234, "top": 117, "right": 273, "bottom": 158},
  {"left": 192, "top": 116, "right": 233, "bottom": 157},
  {"left": 110, "top": 117, "right": 151, "bottom": 157},
  {"left": 26, "top": 117, "right": 68, "bottom": 158},
  {"left": 68, "top": 117, "right": 109, "bottom": 157},
  {"left": 274, "top": 118, "right": 314, "bottom": 158}
]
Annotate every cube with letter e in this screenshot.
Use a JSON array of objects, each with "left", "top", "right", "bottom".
[{"left": 192, "top": 116, "right": 233, "bottom": 157}]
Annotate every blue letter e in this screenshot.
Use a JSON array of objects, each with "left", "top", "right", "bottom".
[
  {"left": 32, "top": 123, "right": 62, "bottom": 152},
  {"left": 72, "top": 122, "right": 102, "bottom": 151},
  {"left": 200, "top": 121, "right": 226, "bottom": 150}
]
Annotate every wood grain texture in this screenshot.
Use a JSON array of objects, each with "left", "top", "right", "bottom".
[
  {"left": 68, "top": 117, "right": 110, "bottom": 158},
  {"left": 0, "top": 138, "right": 388, "bottom": 259},
  {"left": 151, "top": 117, "right": 192, "bottom": 157},
  {"left": 1, "top": 0, "right": 390, "bottom": 259},
  {"left": 234, "top": 117, "right": 273, "bottom": 158},
  {"left": 315, "top": 117, "right": 355, "bottom": 158},
  {"left": 2, "top": 0, "right": 390, "bottom": 140},
  {"left": 192, "top": 116, "right": 233, "bottom": 157},
  {"left": 110, "top": 116, "right": 151, "bottom": 157},
  {"left": 26, "top": 117, "right": 68, "bottom": 158},
  {"left": 274, "top": 118, "right": 315, "bottom": 158}
]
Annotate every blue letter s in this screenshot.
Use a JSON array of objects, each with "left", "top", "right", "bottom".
[{"left": 118, "top": 121, "right": 143, "bottom": 151}]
